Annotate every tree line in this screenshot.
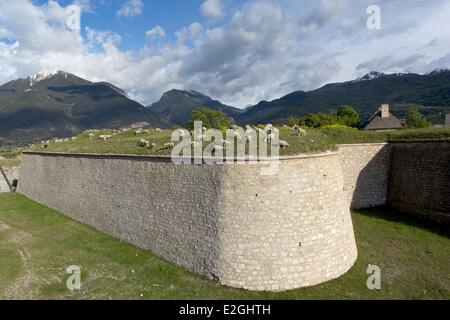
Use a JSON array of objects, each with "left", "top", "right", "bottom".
[{"left": 186, "top": 106, "right": 433, "bottom": 130}]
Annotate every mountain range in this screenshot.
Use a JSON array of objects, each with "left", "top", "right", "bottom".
[
  {"left": 149, "top": 89, "right": 243, "bottom": 126},
  {"left": 1, "top": 69, "right": 449, "bottom": 145},
  {"left": 238, "top": 70, "right": 450, "bottom": 124},
  {"left": 0, "top": 71, "right": 165, "bottom": 145}
]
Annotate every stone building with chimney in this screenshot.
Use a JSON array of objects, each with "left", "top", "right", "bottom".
[{"left": 361, "top": 104, "right": 402, "bottom": 130}]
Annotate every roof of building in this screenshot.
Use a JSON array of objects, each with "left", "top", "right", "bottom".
[{"left": 361, "top": 109, "right": 402, "bottom": 130}]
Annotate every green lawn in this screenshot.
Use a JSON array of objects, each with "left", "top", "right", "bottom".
[
  {"left": 0, "top": 193, "right": 448, "bottom": 300},
  {"left": 28, "top": 127, "right": 450, "bottom": 157}
]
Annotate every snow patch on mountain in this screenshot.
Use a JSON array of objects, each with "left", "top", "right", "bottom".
[
  {"left": 427, "top": 68, "right": 450, "bottom": 75},
  {"left": 354, "top": 71, "right": 387, "bottom": 82},
  {"left": 28, "top": 70, "right": 61, "bottom": 86}
]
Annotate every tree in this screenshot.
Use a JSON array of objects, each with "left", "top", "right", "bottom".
[
  {"left": 334, "top": 105, "right": 361, "bottom": 128},
  {"left": 186, "top": 107, "right": 233, "bottom": 130},
  {"left": 287, "top": 115, "right": 300, "bottom": 127},
  {"left": 288, "top": 106, "right": 360, "bottom": 128},
  {"left": 304, "top": 113, "right": 334, "bottom": 128},
  {"left": 405, "top": 107, "right": 432, "bottom": 128}
]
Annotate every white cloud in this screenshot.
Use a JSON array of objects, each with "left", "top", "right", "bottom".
[
  {"left": 117, "top": 0, "right": 143, "bottom": 18},
  {"left": 0, "top": 0, "right": 450, "bottom": 108},
  {"left": 175, "top": 22, "right": 203, "bottom": 43},
  {"left": 0, "top": 27, "right": 11, "bottom": 38},
  {"left": 0, "top": 0, "right": 83, "bottom": 54},
  {"left": 146, "top": 26, "right": 166, "bottom": 39},
  {"left": 200, "top": 0, "right": 224, "bottom": 20},
  {"left": 72, "top": 0, "right": 94, "bottom": 13},
  {"left": 86, "top": 27, "right": 122, "bottom": 47}
]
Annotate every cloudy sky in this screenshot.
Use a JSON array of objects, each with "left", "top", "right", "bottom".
[{"left": 0, "top": 0, "right": 449, "bottom": 107}]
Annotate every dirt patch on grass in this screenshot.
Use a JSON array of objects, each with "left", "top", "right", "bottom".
[
  {"left": 0, "top": 219, "right": 58, "bottom": 299},
  {"left": 4, "top": 248, "right": 36, "bottom": 300}
]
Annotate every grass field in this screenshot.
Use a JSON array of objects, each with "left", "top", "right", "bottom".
[
  {"left": 0, "top": 193, "right": 448, "bottom": 300},
  {"left": 0, "top": 147, "right": 22, "bottom": 168},
  {"left": 0, "top": 158, "right": 21, "bottom": 168},
  {"left": 27, "top": 127, "right": 450, "bottom": 157}
]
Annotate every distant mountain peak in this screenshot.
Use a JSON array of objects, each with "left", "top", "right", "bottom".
[
  {"left": 150, "top": 88, "right": 242, "bottom": 126},
  {"left": 353, "top": 69, "right": 448, "bottom": 83},
  {"left": 165, "top": 89, "right": 208, "bottom": 98},
  {"left": 29, "top": 70, "right": 58, "bottom": 86},
  {"left": 0, "top": 72, "right": 165, "bottom": 145},
  {"left": 160, "top": 89, "right": 214, "bottom": 103},
  {"left": 238, "top": 69, "right": 450, "bottom": 125},
  {"left": 27, "top": 70, "right": 74, "bottom": 87},
  {"left": 427, "top": 68, "right": 450, "bottom": 75},
  {"left": 355, "top": 71, "right": 387, "bottom": 82}
]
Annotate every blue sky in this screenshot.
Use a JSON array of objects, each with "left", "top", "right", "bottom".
[
  {"left": 33, "top": 0, "right": 211, "bottom": 49},
  {"left": 1, "top": 0, "right": 450, "bottom": 107}
]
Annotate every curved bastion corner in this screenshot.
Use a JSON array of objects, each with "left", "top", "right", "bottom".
[{"left": 18, "top": 151, "right": 358, "bottom": 292}]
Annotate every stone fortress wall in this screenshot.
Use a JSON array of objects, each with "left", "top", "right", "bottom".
[
  {"left": 18, "top": 152, "right": 358, "bottom": 292},
  {"left": 338, "top": 143, "right": 390, "bottom": 209},
  {"left": 0, "top": 169, "right": 10, "bottom": 193},
  {"left": 338, "top": 141, "right": 449, "bottom": 224},
  {"left": 17, "top": 141, "right": 450, "bottom": 291},
  {"left": 388, "top": 141, "right": 450, "bottom": 224},
  {"left": 0, "top": 166, "right": 19, "bottom": 193}
]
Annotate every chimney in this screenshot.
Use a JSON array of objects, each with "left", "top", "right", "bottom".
[{"left": 380, "top": 104, "right": 390, "bottom": 118}]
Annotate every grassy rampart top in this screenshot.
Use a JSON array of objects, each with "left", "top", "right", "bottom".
[{"left": 26, "top": 127, "right": 450, "bottom": 157}]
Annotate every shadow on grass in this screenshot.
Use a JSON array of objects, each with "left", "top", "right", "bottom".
[{"left": 354, "top": 206, "right": 450, "bottom": 239}]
